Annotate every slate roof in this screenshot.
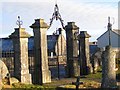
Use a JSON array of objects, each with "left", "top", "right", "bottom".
[
  {"left": 113, "top": 29, "right": 120, "bottom": 35},
  {"left": 89, "top": 45, "right": 98, "bottom": 54},
  {"left": 0, "top": 35, "right": 98, "bottom": 54},
  {"left": 47, "top": 35, "right": 59, "bottom": 51},
  {"left": 0, "top": 38, "right": 13, "bottom": 52},
  {"left": 0, "top": 35, "right": 59, "bottom": 52},
  {"left": 97, "top": 29, "right": 120, "bottom": 40},
  {"left": 28, "top": 37, "right": 34, "bottom": 51}
]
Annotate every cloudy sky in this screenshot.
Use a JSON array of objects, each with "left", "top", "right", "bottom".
[{"left": 0, "top": 0, "right": 119, "bottom": 41}]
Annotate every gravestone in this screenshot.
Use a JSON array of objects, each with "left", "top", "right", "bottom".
[
  {"left": 0, "top": 60, "right": 9, "bottom": 79},
  {"left": 91, "top": 48, "right": 102, "bottom": 73},
  {"left": 101, "top": 45, "right": 117, "bottom": 88},
  {"left": 78, "top": 31, "right": 92, "bottom": 75},
  {"left": 9, "top": 28, "right": 32, "bottom": 84},
  {"left": 0, "top": 60, "right": 9, "bottom": 89},
  {"left": 65, "top": 22, "right": 80, "bottom": 77},
  {"left": 30, "top": 19, "right": 51, "bottom": 84}
]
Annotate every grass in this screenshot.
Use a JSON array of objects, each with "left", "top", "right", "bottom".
[
  {"left": 85, "top": 72, "right": 102, "bottom": 79},
  {"left": 2, "top": 83, "right": 56, "bottom": 90},
  {"left": 12, "top": 83, "right": 44, "bottom": 88},
  {"left": 2, "top": 72, "right": 102, "bottom": 89},
  {"left": 3, "top": 72, "right": 120, "bottom": 89},
  {"left": 3, "top": 61, "right": 120, "bottom": 89},
  {"left": 58, "top": 81, "right": 101, "bottom": 89}
]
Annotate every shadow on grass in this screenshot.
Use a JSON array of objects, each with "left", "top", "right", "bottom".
[{"left": 56, "top": 87, "right": 119, "bottom": 90}]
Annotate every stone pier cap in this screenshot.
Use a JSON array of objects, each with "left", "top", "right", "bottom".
[
  {"left": 65, "top": 22, "right": 79, "bottom": 30},
  {"left": 30, "top": 18, "right": 49, "bottom": 28},
  {"left": 9, "top": 28, "right": 31, "bottom": 38},
  {"left": 78, "top": 31, "right": 91, "bottom": 38}
]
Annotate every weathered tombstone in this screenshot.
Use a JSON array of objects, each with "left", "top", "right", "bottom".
[
  {"left": 9, "top": 77, "right": 19, "bottom": 85},
  {"left": 30, "top": 19, "right": 51, "bottom": 84},
  {"left": 9, "top": 27, "right": 32, "bottom": 84},
  {"left": 78, "top": 31, "right": 92, "bottom": 75},
  {"left": 101, "top": 45, "right": 117, "bottom": 88},
  {"left": 91, "top": 57, "right": 98, "bottom": 74},
  {"left": 0, "top": 60, "right": 9, "bottom": 79},
  {"left": 0, "top": 60, "right": 9, "bottom": 89},
  {"left": 91, "top": 49, "right": 103, "bottom": 73},
  {"left": 65, "top": 22, "right": 80, "bottom": 77}
]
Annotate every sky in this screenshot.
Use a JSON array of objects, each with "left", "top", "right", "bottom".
[{"left": 0, "top": 0, "right": 119, "bottom": 41}]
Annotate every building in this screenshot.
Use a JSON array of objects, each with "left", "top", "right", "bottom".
[
  {"left": 0, "top": 29, "right": 66, "bottom": 58},
  {"left": 97, "top": 29, "right": 120, "bottom": 58},
  {"left": 97, "top": 29, "right": 120, "bottom": 48}
]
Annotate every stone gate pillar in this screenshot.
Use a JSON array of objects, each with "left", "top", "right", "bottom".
[
  {"left": 30, "top": 19, "right": 51, "bottom": 85},
  {"left": 78, "top": 31, "right": 92, "bottom": 75},
  {"left": 65, "top": 22, "right": 80, "bottom": 77},
  {"left": 101, "top": 45, "right": 117, "bottom": 88},
  {"left": 9, "top": 28, "right": 31, "bottom": 84}
]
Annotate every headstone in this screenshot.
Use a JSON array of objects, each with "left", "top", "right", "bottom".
[
  {"left": 0, "top": 60, "right": 9, "bottom": 79},
  {"left": 0, "top": 60, "right": 9, "bottom": 89},
  {"left": 9, "top": 28, "right": 32, "bottom": 84},
  {"left": 30, "top": 19, "right": 51, "bottom": 84},
  {"left": 101, "top": 45, "right": 117, "bottom": 88},
  {"left": 65, "top": 22, "right": 80, "bottom": 77},
  {"left": 10, "top": 77, "right": 19, "bottom": 85},
  {"left": 78, "top": 31, "right": 92, "bottom": 75},
  {"left": 91, "top": 49, "right": 102, "bottom": 73}
]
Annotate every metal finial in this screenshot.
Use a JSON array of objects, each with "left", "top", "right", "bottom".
[
  {"left": 49, "top": 4, "right": 65, "bottom": 29},
  {"left": 16, "top": 16, "right": 23, "bottom": 28}
]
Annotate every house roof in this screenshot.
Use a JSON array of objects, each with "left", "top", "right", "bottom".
[
  {"left": 113, "top": 29, "right": 120, "bottom": 35},
  {"left": 0, "top": 38, "right": 13, "bottom": 52},
  {"left": 97, "top": 29, "right": 120, "bottom": 40},
  {"left": 1, "top": 35, "right": 98, "bottom": 54},
  {"left": 0, "top": 35, "right": 59, "bottom": 52},
  {"left": 47, "top": 35, "right": 59, "bottom": 51},
  {"left": 89, "top": 45, "right": 98, "bottom": 54}
]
